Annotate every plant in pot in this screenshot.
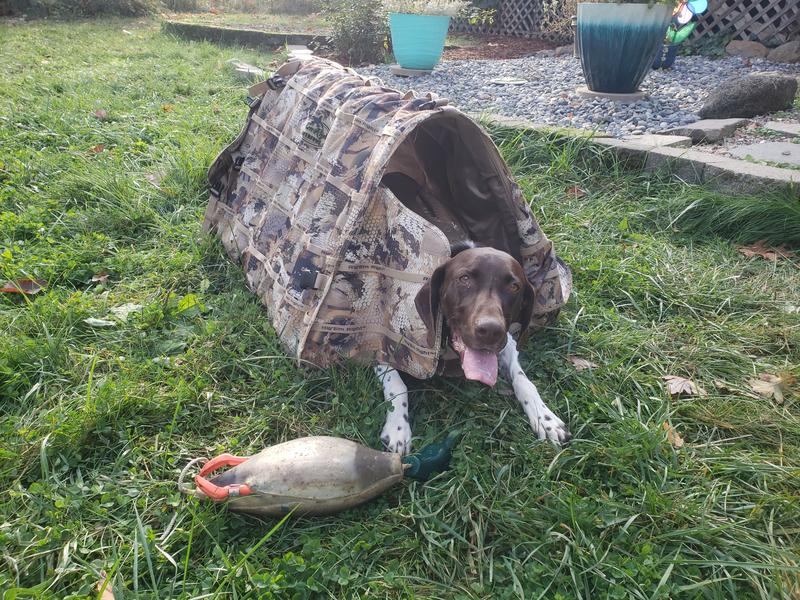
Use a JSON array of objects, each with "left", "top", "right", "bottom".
[
  {"left": 653, "top": 0, "right": 707, "bottom": 69},
  {"left": 385, "top": 0, "right": 489, "bottom": 71},
  {"left": 576, "top": 0, "right": 674, "bottom": 96}
]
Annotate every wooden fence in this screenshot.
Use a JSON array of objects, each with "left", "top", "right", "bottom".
[{"left": 452, "top": 0, "right": 800, "bottom": 46}]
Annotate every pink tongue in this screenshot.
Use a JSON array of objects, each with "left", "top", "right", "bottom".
[{"left": 461, "top": 347, "right": 499, "bottom": 387}]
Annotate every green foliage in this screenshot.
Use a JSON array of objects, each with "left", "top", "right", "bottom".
[
  {"left": 6, "top": 0, "right": 158, "bottom": 17},
  {"left": 163, "top": 0, "right": 203, "bottom": 12},
  {"left": 324, "top": 0, "right": 388, "bottom": 65},
  {"left": 1, "top": 19, "right": 800, "bottom": 600}
]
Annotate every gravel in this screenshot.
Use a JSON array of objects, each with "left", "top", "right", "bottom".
[{"left": 358, "top": 55, "right": 800, "bottom": 138}]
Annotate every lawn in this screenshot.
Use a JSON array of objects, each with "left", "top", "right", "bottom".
[{"left": 1, "top": 18, "right": 800, "bottom": 600}]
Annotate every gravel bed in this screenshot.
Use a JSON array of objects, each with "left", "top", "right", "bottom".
[{"left": 358, "top": 55, "right": 800, "bottom": 138}]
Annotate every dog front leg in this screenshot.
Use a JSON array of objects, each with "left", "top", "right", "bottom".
[
  {"left": 499, "top": 334, "right": 571, "bottom": 444},
  {"left": 375, "top": 364, "right": 412, "bottom": 455}
]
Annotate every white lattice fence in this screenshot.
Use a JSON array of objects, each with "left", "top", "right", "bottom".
[
  {"left": 451, "top": 0, "right": 799, "bottom": 46},
  {"left": 450, "top": 0, "right": 571, "bottom": 43},
  {"left": 692, "top": 0, "right": 800, "bottom": 45}
]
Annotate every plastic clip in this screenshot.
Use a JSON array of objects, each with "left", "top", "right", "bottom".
[{"left": 194, "top": 453, "right": 252, "bottom": 501}]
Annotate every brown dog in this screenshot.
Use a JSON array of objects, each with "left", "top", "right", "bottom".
[{"left": 376, "top": 243, "right": 571, "bottom": 455}]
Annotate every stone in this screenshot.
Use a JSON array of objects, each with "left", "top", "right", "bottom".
[
  {"left": 664, "top": 118, "right": 749, "bottom": 143},
  {"left": 698, "top": 73, "right": 799, "bottom": 119},
  {"left": 729, "top": 141, "right": 800, "bottom": 166},
  {"left": 725, "top": 40, "right": 769, "bottom": 59},
  {"left": 554, "top": 44, "right": 573, "bottom": 57},
  {"left": 286, "top": 44, "right": 314, "bottom": 60},
  {"left": 767, "top": 41, "right": 800, "bottom": 64},
  {"left": 765, "top": 121, "right": 800, "bottom": 137},
  {"left": 621, "top": 134, "right": 692, "bottom": 148}
]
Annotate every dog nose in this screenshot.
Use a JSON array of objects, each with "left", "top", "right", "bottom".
[{"left": 474, "top": 317, "right": 506, "bottom": 347}]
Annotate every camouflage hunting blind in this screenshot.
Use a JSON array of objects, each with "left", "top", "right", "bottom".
[{"left": 204, "top": 57, "right": 572, "bottom": 379}]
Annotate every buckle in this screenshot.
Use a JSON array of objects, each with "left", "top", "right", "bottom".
[
  {"left": 209, "top": 181, "right": 223, "bottom": 197},
  {"left": 267, "top": 75, "right": 285, "bottom": 91},
  {"left": 233, "top": 156, "right": 244, "bottom": 171},
  {"left": 245, "top": 95, "right": 261, "bottom": 108}
]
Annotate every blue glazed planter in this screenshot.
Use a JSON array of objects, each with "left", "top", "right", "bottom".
[
  {"left": 389, "top": 13, "right": 451, "bottom": 70},
  {"left": 577, "top": 3, "right": 672, "bottom": 94}
]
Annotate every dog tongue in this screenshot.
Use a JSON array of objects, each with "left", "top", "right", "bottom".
[{"left": 461, "top": 347, "right": 499, "bottom": 387}]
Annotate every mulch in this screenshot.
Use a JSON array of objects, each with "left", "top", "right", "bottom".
[{"left": 442, "top": 35, "right": 557, "bottom": 60}]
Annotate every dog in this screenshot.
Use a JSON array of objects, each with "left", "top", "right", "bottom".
[{"left": 375, "top": 241, "right": 571, "bottom": 455}]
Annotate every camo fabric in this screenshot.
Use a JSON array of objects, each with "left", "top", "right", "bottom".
[{"left": 204, "top": 57, "right": 571, "bottom": 379}]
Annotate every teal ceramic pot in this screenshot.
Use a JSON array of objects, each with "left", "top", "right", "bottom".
[
  {"left": 389, "top": 12, "right": 451, "bottom": 70},
  {"left": 577, "top": 2, "right": 672, "bottom": 93}
]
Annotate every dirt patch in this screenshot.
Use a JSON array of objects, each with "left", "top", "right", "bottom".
[{"left": 443, "top": 35, "right": 557, "bottom": 60}]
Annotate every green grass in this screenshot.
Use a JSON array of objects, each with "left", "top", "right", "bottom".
[
  {"left": 2, "top": 18, "right": 800, "bottom": 600},
  {"left": 169, "top": 10, "right": 331, "bottom": 34}
]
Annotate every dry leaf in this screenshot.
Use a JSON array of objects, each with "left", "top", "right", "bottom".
[
  {"left": 1, "top": 278, "right": 46, "bottom": 295},
  {"left": 96, "top": 571, "right": 115, "bottom": 600},
  {"left": 663, "top": 375, "right": 706, "bottom": 397},
  {"left": 568, "top": 355, "right": 598, "bottom": 371},
  {"left": 161, "top": 104, "right": 174, "bottom": 112},
  {"left": 749, "top": 373, "right": 794, "bottom": 404},
  {"left": 713, "top": 379, "right": 734, "bottom": 392},
  {"left": 566, "top": 185, "right": 587, "bottom": 199},
  {"left": 91, "top": 272, "right": 109, "bottom": 284},
  {"left": 737, "top": 241, "right": 796, "bottom": 263},
  {"left": 91, "top": 144, "right": 105, "bottom": 153},
  {"left": 211, "top": 104, "right": 221, "bottom": 114},
  {"left": 93, "top": 109, "right": 108, "bottom": 121},
  {"left": 209, "top": 6, "right": 219, "bottom": 13},
  {"left": 662, "top": 422, "right": 684, "bottom": 448}
]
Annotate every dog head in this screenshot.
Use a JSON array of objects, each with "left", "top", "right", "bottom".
[{"left": 416, "top": 245, "right": 535, "bottom": 386}]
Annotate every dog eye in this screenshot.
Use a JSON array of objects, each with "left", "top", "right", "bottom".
[
  {"left": 458, "top": 274, "right": 470, "bottom": 284},
  {"left": 509, "top": 282, "right": 521, "bottom": 293}
]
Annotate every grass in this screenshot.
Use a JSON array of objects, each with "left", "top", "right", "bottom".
[
  {"left": 168, "top": 10, "right": 332, "bottom": 34},
  {"left": 2, "top": 17, "right": 800, "bottom": 600}
]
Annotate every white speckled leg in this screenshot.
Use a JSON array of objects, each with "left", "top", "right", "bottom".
[
  {"left": 499, "top": 334, "right": 571, "bottom": 445},
  {"left": 375, "top": 364, "right": 412, "bottom": 455}
]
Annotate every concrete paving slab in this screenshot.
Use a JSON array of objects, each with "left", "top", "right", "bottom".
[
  {"left": 730, "top": 141, "right": 800, "bottom": 166},
  {"left": 621, "top": 134, "right": 692, "bottom": 149},
  {"left": 664, "top": 118, "right": 748, "bottom": 143},
  {"left": 765, "top": 121, "right": 800, "bottom": 138}
]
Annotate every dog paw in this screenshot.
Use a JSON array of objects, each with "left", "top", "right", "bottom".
[
  {"left": 530, "top": 408, "right": 571, "bottom": 445},
  {"left": 380, "top": 419, "right": 412, "bottom": 455}
]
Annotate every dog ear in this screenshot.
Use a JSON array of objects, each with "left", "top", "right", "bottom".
[
  {"left": 415, "top": 262, "right": 448, "bottom": 337},
  {"left": 514, "top": 280, "right": 536, "bottom": 347}
]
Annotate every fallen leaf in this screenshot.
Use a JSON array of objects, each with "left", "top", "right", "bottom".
[
  {"left": 568, "top": 355, "right": 598, "bottom": 371},
  {"left": 565, "top": 185, "right": 587, "bottom": 199},
  {"left": 91, "top": 144, "right": 105, "bottom": 153},
  {"left": 91, "top": 272, "right": 109, "bottom": 284},
  {"left": 662, "top": 422, "right": 684, "bottom": 448},
  {"left": 96, "top": 571, "right": 115, "bottom": 600},
  {"left": 713, "top": 379, "right": 734, "bottom": 392},
  {"left": 663, "top": 375, "right": 706, "bottom": 397},
  {"left": 93, "top": 109, "right": 108, "bottom": 121},
  {"left": 737, "top": 241, "right": 796, "bottom": 262},
  {"left": 83, "top": 317, "right": 116, "bottom": 327},
  {"left": 110, "top": 303, "right": 143, "bottom": 322},
  {"left": 1, "top": 278, "right": 46, "bottom": 295},
  {"left": 209, "top": 6, "right": 219, "bottom": 13},
  {"left": 211, "top": 104, "right": 221, "bottom": 114},
  {"left": 161, "top": 104, "right": 174, "bottom": 112},
  {"left": 749, "top": 373, "right": 794, "bottom": 404}
]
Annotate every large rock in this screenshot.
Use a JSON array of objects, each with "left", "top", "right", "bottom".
[
  {"left": 725, "top": 40, "right": 768, "bottom": 58},
  {"left": 767, "top": 41, "right": 800, "bottom": 64},
  {"left": 698, "top": 73, "right": 799, "bottom": 119}
]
